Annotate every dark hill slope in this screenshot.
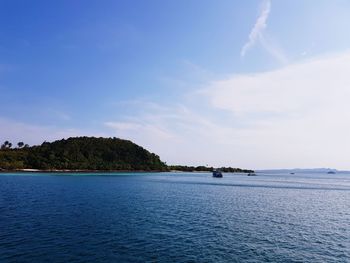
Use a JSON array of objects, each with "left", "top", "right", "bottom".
[{"left": 0, "top": 137, "right": 167, "bottom": 171}]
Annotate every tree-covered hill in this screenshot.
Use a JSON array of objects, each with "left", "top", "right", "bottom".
[{"left": 0, "top": 137, "right": 167, "bottom": 171}]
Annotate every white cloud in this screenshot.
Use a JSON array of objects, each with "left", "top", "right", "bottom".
[
  {"left": 106, "top": 51, "right": 350, "bottom": 170},
  {"left": 202, "top": 51, "right": 350, "bottom": 169},
  {"left": 206, "top": 52, "right": 350, "bottom": 116},
  {"left": 241, "top": 0, "right": 271, "bottom": 57},
  {"left": 259, "top": 34, "right": 288, "bottom": 64},
  {"left": 105, "top": 120, "right": 175, "bottom": 145},
  {"left": 240, "top": 0, "right": 287, "bottom": 64}
]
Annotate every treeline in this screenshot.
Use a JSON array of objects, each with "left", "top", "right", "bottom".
[
  {"left": 1, "top": 141, "right": 29, "bottom": 149},
  {"left": 0, "top": 137, "right": 167, "bottom": 171},
  {"left": 0, "top": 137, "right": 254, "bottom": 173},
  {"left": 168, "top": 165, "right": 254, "bottom": 173}
]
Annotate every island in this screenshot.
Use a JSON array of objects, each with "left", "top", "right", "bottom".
[
  {"left": 0, "top": 137, "right": 167, "bottom": 172},
  {"left": 0, "top": 137, "right": 254, "bottom": 173}
]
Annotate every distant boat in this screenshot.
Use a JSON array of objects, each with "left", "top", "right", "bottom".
[
  {"left": 247, "top": 173, "right": 257, "bottom": 176},
  {"left": 290, "top": 172, "right": 295, "bottom": 175},
  {"left": 212, "top": 170, "right": 223, "bottom": 178},
  {"left": 327, "top": 171, "right": 336, "bottom": 174}
]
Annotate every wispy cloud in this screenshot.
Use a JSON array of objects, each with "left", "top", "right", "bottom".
[
  {"left": 0, "top": 118, "right": 106, "bottom": 146},
  {"left": 240, "top": 0, "right": 287, "bottom": 64},
  {"left": 104, "top": 103, "right": 242, "bottom": 166},
  {"left": 205, "top": 52, "right": 350, "bottom": 117},
  {"left": 259, "top": 34, "right": 288, "bottom": 64},
  {"left": 241, "top": 0, "right": 271, "bottom": 57},
  {"left": 47, "top": 109, "right": 72, "bottom": 121}
]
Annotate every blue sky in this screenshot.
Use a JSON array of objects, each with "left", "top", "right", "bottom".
[{"left": 2, "top": 0, "right": 350, "bottom": 169}]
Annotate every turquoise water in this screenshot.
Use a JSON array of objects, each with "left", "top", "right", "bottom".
[{"left": 0, "top": 172, "right": 349, "bottom": 262}]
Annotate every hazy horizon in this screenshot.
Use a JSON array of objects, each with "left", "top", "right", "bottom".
[{"left": 2, "top": 1, "right": 350, "bottom": 169}]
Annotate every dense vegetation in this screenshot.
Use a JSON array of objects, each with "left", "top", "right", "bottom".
[
  {"left": 168, "top": 165, "right": 254, "bottom": 173},
  {"left": 0, "top": 137, "right": 254, "bottom": 173},
  {"left": 0, "top": 137, "right": 167, "bottom": 171}
]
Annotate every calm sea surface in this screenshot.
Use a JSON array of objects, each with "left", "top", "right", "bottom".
[{"left": 0, "top": 172, "right": 349, "bottom": 262}]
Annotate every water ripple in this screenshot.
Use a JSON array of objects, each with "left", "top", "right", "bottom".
[{"left": 0, "top": 172, "right": 349, "bottom": 262}]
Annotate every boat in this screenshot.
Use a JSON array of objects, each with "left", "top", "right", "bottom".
[
  {"left": 247, "top": 173, "right": 257, "bottom": 176},
  {"left": 212, "top": 170, "right": 223, "bottom": 178},
  {"left": 327, "top": 171, "right": 336, "bottom": 174}
]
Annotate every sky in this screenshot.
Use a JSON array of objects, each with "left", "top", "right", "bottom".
[{"left": 2, "top": 0, "right": 350, "bottom": 169}]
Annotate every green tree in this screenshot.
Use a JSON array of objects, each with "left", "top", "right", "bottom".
[{"left": 1, "top": 141, "right": 11, "bottom": 149}]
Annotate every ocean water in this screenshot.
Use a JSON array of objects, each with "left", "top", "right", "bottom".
[{"left": 0, "top": 172, "right": 349, "bottom": 262}]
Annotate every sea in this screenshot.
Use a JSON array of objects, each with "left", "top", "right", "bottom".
[{"left": 0, "top": 172, "right": 349, "bottom": 262}]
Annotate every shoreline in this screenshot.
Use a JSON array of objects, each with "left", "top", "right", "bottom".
[
  {"left": 0, "top": 169, "right": 251, "bottom": 174},
  {"left": 0, "top": 169, "right": 168, "bottom": 173}
]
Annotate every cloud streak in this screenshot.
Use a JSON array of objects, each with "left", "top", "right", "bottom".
[
  {"left": 241, "top": 0, "right": 271, "bottom": 57},
  {"left": 240, "top": 0, "right": 287, "bottom": 64}
]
